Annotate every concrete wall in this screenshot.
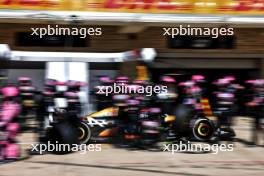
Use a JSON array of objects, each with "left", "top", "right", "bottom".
[{"left": 8, "top": 69, "right": 45, "bottom": 90}]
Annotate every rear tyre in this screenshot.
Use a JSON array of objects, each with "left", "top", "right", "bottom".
[
  {"left": 48, "top": 121, "right": 79, "bottom": 154},
  {"left": 192, "top": 118, "right": 214, "bottom": 141}
]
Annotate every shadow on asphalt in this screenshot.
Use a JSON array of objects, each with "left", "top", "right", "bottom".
[
  {"left": 236, "top": 138, "right": 256, "bottom": 146},
  {"left": 28, "top": 161, "right": 208, "bottom": 176}
]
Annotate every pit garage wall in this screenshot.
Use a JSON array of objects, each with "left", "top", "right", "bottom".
[
  {"left": 7, "top": 69, "right": 116, "bottom": 89},
  {"left": 0, "top": 23, "right": 264, "bottom": 75},
  {"left": 261, "top": 59, "right": 264, "bottom": 78},
  {"left": 1, "top": 24, "right": 264, "bottom": 54},
  {"left": 7, "top": 68, "right": 117, "bottom": 113},
  {"left": 5, "top": 59, "right": 257, "bottom": 87},
  {"left": 153, "top": 58, "right": 259, "bottom": 69},
  {"left": 8, "top": 69, "right": 45, "bottom": 90}
]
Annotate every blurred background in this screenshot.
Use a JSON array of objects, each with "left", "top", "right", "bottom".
[
  {"left": 0, "top": 1, "right": 263, "bottom": 176},
  {"left": 0, "top": 1, "right": 263, "bottom": 90}
]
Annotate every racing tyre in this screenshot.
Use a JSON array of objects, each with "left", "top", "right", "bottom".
[
  {"left": 48, "top": 121, "right": 79, "bottom": 154},
  {"left": 192, "top": 118, "right": 214, "bottom": 141},
  {"left": 172, "top": 104, "right": 193, "bottom": 133},
  {"left": 76, "top": 122, "right": 92, "bottom": 144}
]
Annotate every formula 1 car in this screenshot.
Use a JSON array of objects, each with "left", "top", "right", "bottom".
[
  {"left": 78, "top": 106, "right": 161, "bottom": 147},
  {"left": 77, "top": 100, "right": 215, "bottom": 146}
]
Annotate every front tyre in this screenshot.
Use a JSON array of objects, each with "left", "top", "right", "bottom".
[
  {"left": 173, "top": 104, "right": 193, "bottom": 133},
  {"left": 76, "top": 122, "right": 92, "bottom": 144}
]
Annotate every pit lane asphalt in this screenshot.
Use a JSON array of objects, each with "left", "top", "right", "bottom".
[{"left": 0, "top": 117, "right": 263, "bottom": 176}]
